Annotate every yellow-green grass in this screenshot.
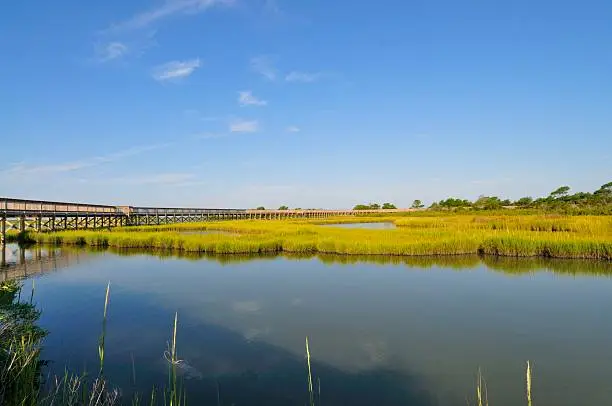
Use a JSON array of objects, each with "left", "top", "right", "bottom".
[{"left": 29, "top": 214, "right": 612, "bottom": 260}]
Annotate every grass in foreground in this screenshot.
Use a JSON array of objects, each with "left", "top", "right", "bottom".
[
  {"left": 25, "top": 214, "right": 612, "bottom": 260},
  {"left": 0, "top": 280, "right": 185, "bottom": 406}
]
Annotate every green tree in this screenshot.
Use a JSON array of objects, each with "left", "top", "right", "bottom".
[
  {"left": 256, "top": 206, "right": 265, "bottom": 210},
  {"left": 278, "top": 205, "right": 289, "bottom": 210},
  {"left": 549, "top": 186, "right": 571, "bottom": 199},
  {"left": 594, "top": 182, "right": 612, "bottom": 196},
  {"left": 381, "top": 202, "right": 397, "bottom": 209},
  {"left": 474, "top": 195, "right": 503, "bottom": 210},
  {"left": 515, "top": 197, "right": 533, "bottom": 207},
  {"left": 439, "top": 198, "right": 472, "bottom": 208},
  {"left": 411, "top": 199, "right": 424, "bottom": 209}
]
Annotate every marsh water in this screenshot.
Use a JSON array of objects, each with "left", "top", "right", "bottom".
[{"left": 2, "top": 244, "right": 612, "bottom": 405}]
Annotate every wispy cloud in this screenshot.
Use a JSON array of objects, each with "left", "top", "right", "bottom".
[
  {"left": 250, "top": 55, "right": 277, "bottom": 81},
  {"left": 95, "top": 42, "right": 129, "bottom": 62},
  {"left": 152, "top": 59, "right": 201, "bottom": 81},
  {"left": 91, "top": 29, "right": 157, "bottom": 63},
  {"left": 106, "top": 0, "right": 232, "bottom": 32},
  {"left": 286, "top": 126, "right": 300, "bottom": 133},
  {"left": 115, "top": 173, "right": 200, "bottom": 186},
  {"left": 229, "top": 119, "right": 259, "bottom": 133},
  {"left": 1, "top": 144, "right": 170, "bottom": 177},
  {"left": 238, "top": 90, "right": 267, "bottom": 106},
  {"left": 285, "top": 71, "right": 324, "bottom": 82}
]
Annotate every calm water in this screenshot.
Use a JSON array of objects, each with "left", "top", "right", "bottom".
[
  {"left": 2, "top": 245, "right": 612, "bottom": 405},
  {"left": 320, "top": 222, "right": 397, "bottom": 229}
]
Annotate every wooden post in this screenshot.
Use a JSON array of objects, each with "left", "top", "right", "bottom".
[
  {"left": 1, "top": 217, "right": 5, "bottom": 245},
  {"left": 20, "top": 216, "right": 26, "bottom": 233}
]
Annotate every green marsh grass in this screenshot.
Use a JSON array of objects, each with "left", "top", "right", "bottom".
[{"left": 31, "top": 214, "right": 612, "bottom": 259}]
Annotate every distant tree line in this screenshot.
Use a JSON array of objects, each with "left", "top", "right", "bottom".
[
  {"left": 428, "top": 182, "right": 612, "bottom": 213},
  {"left": 254, "top": 206, "right": 322, "bottom": 210},
  {"left": 259, "top": 182, "right": 611, "bottom": 214},
  {"left": 353, "top": 202, "right": 397, "bottom": 210}
]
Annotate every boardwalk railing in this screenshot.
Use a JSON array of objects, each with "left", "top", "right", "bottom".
[{"left": 1, "top": 197, "right": 415, "bottom": 243}]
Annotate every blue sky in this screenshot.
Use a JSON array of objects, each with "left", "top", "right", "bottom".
[{"left": 1, "top": 0, "right": 610, "bottom": 208}]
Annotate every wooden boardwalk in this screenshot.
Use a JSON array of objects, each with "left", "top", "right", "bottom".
[{"left": 1, "top": 197, "right": 413, "bottom": 244}]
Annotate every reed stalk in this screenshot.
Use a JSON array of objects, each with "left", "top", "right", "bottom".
[
  {"left": 98, "top": 282, "right": 111, "bottom": 377},
  {"left": 305, "top": 336, "right": 315, "bottom": 406},
  {"left": 526, "top": 360, "right": 533, "bottom": 406}
]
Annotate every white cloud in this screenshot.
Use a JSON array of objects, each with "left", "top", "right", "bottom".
[
  {"left": 286, "top": 126, "right": 300, "bottom": 133},
  {"left": 285, "top": 71, "right": 324, "bottom": 82},
  {"left": 229, "top": 119, "right": 259, "bottom": 133},
  {"left": 238, "top": 90, "right": 267, "bottom": 106},
  {"left": 95, "top": 42, "right": 129, "bottom": 62},
  {"left": 152, "top": 59, "right": 201, "bottom": 81},
  {"left": 107, "top": 0, "right": 232, "bottom": 32},
  {"left": 250, "top": 55, "right": 277, "bottom": 81},
  {"left": 0, "top": 144, "right": 170, "bottom": 177}
]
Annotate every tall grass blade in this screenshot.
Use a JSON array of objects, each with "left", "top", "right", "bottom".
[
  {"left": 526, "top": 360, "right": 532, "bottom": 406},
  {"left": 305, "top": 336, "right": 314, "bottom": 406},
  {"left": 477, "top": 367, "right": 483, "bottom": 406},
  {"left": 98, "top": 281, "right": 111, "bottom": 376}
]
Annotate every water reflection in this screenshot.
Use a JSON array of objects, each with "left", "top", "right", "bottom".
[
  {"left": 100, "top": 246, "right": 612, "bottom": 276},
  {"left": 0, "top": 243, "right": 98, "bottom": 282},
  {"left": 3, "top": 244, "right": 612, "bottom": 405}
]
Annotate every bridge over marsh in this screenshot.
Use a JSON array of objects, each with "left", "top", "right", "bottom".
[{"left": 1, "top": 197, "right": 413, "bottom": 244}]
